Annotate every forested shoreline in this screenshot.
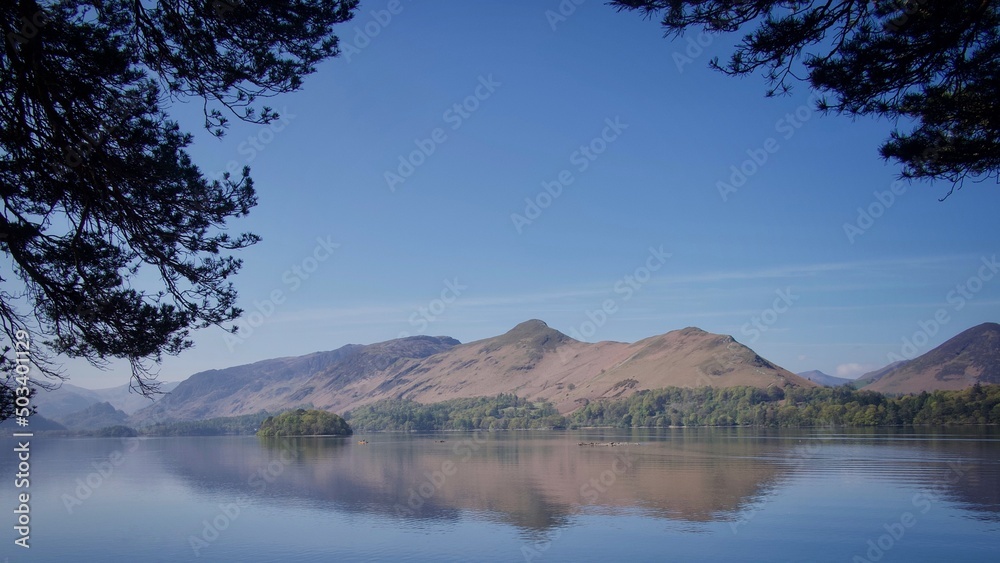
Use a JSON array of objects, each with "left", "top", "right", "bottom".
[
  {"left": 346, "top": 385, "right": 1000, "bottom": 431},
  {"left": 41, "top": 384, "right": 1000, "bottom": 436}
]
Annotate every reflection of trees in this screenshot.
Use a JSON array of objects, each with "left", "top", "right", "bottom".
[
  {"left": 159, "top": 430, "right": 1000, "bottom": 532},
  {"left": 257, "top": 436, "right": 350, "bottom": 462},
  {"left": 160, "top": 432, "right": 786, "bottom": 530}
]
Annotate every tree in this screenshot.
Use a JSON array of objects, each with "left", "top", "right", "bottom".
[
  {"left": 0, "top": 0, "right": 358, "bottom": 415},
  {"left": 255, "top": 408, "right": 352, "bottom": 437},
  {"left": 613, "top": 1, "right": 1000, "bottom": 197}
]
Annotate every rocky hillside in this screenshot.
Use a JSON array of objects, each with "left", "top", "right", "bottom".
[
  {"left": 852, "top": 361, "right": 909, "bottom": 389},
  {"left": 864, "top": 322, "right": 1000, "bottom": 394},
  {"left": 132, "top": 320, "right": 813, "bottom": 423},
  {"left": 133, "top": 335, "right": 460, "bottom": 423}
]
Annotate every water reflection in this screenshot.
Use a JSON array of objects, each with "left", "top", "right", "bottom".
[{"left": 154, "top": 428, "right": 1000, "bottom": 533}]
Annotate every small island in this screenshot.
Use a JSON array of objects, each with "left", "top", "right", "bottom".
[{"left": 256, "top": 408, "right": 353, "bottom": 437}]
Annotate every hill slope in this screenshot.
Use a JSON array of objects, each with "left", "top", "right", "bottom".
[
  {"left": 797, "top": 370, "right": 852, "bottom": 387},
  {"left": 852, "top": 361, "right": 909, "bottom": 389},
  {"left": 32, "top": 381, "right": 179, "bottom": 418},
  {"left": 132, "top": 321, "right": 813, "bottom": 423},
  {"left": 58, "top": 402, "right": 130, "bottom": 430},
  {"left": 864, "top": 323, "right": 1000, "bottom": 393},
  {"left": 133, "top": 335, "right": 460, "bottom": 423}
]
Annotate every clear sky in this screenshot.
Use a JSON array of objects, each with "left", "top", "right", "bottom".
[{"left": 66, "top": 0, "right": 1000, "bottom": 389}]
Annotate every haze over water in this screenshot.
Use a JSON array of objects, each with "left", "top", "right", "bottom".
[{"left": 3, "top": 428, "right": 998, "bottom": 561}]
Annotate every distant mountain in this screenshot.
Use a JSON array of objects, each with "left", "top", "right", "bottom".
[
  {"left": 863, "top": 323, "right": 1000, "bottom": 394},
  {"left": 57, "top": 401, "right": 129, "bottom": 430},
  {"left": 32, "top": 381, "right": 179, "bottom": 418},
  {"left": 30, "top": 383, "right": 104, "bottom": 419},
  {"left": 132, "top": 320, "right": 814, "bottom": 423},
  {"left": 0, "top": 413, "right": 66, "bottom": 431},
  {"left": 133, "top": 335, "right": 461, "bottom": 423},
  {"left": 851, "top": 361, "right": 909, "bottom": 389},
  {"left": 87, "top": 381, "right": 180, "bottom": 414},
  {"left": 797, "top": 370, "right": 852, "bottom": 387}
]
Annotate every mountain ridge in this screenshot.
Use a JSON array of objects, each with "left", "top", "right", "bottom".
[
  {"left": 131, "top": 321, "right": 814, "bottom": 423},
  {"left": 864, "top": 322, "right": 1000, "bottom": 393}
]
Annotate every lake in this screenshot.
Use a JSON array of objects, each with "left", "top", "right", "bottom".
[{"left": 2, "top": 428, "right": 998, "bottom": 561}]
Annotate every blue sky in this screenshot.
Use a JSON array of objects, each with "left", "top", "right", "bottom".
[{"left": 67, "top": 0, "right": 1000, "bottom": 389}]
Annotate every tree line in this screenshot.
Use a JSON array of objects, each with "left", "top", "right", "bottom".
[
  {"left": 569, "top": 384, "right": 1000, "bottom": 427},
  {"left": 345, "top": 394, "right": 567, "bottom": 432},
  {"left": 47, "top": 384, "right": 1000, "bottom": 436}
]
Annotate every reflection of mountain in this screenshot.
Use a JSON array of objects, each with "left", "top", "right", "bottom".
[{"left": 157, "top": 432, "right": 791, "bottom": 530}]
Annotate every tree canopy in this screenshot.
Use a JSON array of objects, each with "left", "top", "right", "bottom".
[
  {"left": 0, "top": 0, "right": 358, "bottom": 414},
  {"left": 613, "top": 0, "right": 1000, "bottom": 197},
  {"left": 257, "top": 408, "right": 352, "bottom": 437}
]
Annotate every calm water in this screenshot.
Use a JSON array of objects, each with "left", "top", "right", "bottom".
[{"left": 2, "top": 428, "right": 999, "bottom": 562}]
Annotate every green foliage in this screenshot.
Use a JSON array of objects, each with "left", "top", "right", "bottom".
[
  {"left": 570, "top": 385, "right": 1000, "bottom": 427},
  {"left": 257, "top": 409, "right": 352, "bottom": 437},
  {"left": 0, "top": 0, "right": 358, "bottom": 402},
  {"left": 346, "top": 394, "right": 567, "bottom": 431},
  {"left": 614, "top": 1, "right": 1000, "bottom": 194},
  {"left": 144, "top": 411, "right": 272, "bottom": 436}
]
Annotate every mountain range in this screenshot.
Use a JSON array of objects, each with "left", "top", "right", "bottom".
[
  {"left": 131, "top": 320, "right": 814, "bottom": 423},
  {"left": 33, "top": 320, "right": 1000, "bottom": 427}
]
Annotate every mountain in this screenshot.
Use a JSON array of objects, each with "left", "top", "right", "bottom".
[
  {"left": 133, "top": 335, "right": 461, "bottom": 423},
  {"left": 31, "top": 381, "right": 179, "bottom": 418},
  {"left": 132, "top": 320, "right": 814, "bottom": 423},
  {"left": 57, "top": 401, "right": 130, "bottom": 430},
  {"left": 797, "top": 370, "right": 852, "bottom": 387},
  {"left": 30, "top": 383, "right": 104, "bottom": 419},
  {"left": 851, "top": 361, "right": 909, "bottom": 389},
  {"left": 0, "top": 413, "right": 66, "bottom": 431},
  {"left": 87, "top": 381, "right": 180, "bottom": 414},
  {"left": 863, "top": 323, "right": 1000, "bottom": 394}
]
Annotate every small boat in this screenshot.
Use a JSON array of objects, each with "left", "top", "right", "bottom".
[{"left": 357, "top": 440, "right": 369, "bottom": 445}]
